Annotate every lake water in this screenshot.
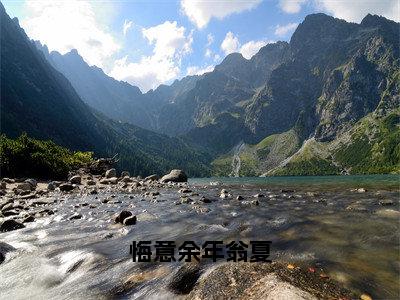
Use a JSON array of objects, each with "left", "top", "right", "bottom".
[{"left": 1, "top": 174, "right": 399, "bottom": 299}]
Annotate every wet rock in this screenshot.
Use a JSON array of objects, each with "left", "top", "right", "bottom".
[
  {"left": 201, "top": 197, "right": 211, "bottom": 203},
  {"left": 236, "top": 195, "right": 244, "bottom": 200},
  {"left": 253, "top": 193, "right": 265, "bottom": 198},
  {"left": 379, "top": 199, "right": 394, "bottom": 206},
  {"left": 251, "top": 200, "right": 260, "bottom": 206},
  {"left": 346, "top": 203, "right": 368, "bottom": 212},
  {"left": 17, "top": 182, "right": 32, "bottom": 191},
  {"left": 281, "top": 189, "right": 294, "bottom": 193},
  {"left": 114, "top": 210, "right": 132, "bottom": 224},
  {"left": 123, "top": 215, "right": 137, "bottom": 226},
  {"left": 59, "top": 183, "right": 74, "bottom": 192},
  {"left": 179, "top": 188, "right": 192, "bottom": 194},
  {"left": 23, "top": 215, "right": 35, "bottom": 223},
  {"left": 121, "top": 171, "right": 130, "bottom": 177},
  {"left": 150, "top": 191, "right": 160, "bottom": 196},
  {"left": 25, "top": 179, "right": 37, "bottom": 189},
  {"left": 375, "top": 209, "right": 400, "bottom": 218},
  {"left": 47, "top": 181, "right": 56, "bottom": 191},
  {"left": 2, "top": 210, "right": 20, "bottom": 217},
  {"left": 0, "top": 219, "right": 25, "bottom": 232},
  {"left": 69, "top": 213, "right": 82, "bottom": 220},
  {"left": 105, "top": 168, "right": 117, "bottom": 178},
  {"left": 145, "top": 174, "right": 159, "bottom": 181},
  {"left": 181, "top": 197, "right": 193, "bottom": 204},
  {"left": 86, "top": 179, "right": 96, "bottom": 186},
  {"left": 69, "top": 175, "right": 81, "bottom": 185},
  {"left": 109, "top": 177, "right": 118, "bottom": 184},
  {"left": 121, "top": 176, "right": 132, "bottom": 183},
  {"left": 168, "top": 264, "right": 202, "bottom": 294},
  {"left": 2, "top": 178, "right": 15, "bottom": 183},
  {"left": 99, "top": 178, "right": 109, "bottom": 184},
  {"left": 160, "top": 169, "right": 188, "bottom": 183}
]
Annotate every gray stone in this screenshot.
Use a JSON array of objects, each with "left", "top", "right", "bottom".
[
  {"left": 0, "top": 219, "right": 25, "bottom": 232},
  {"left": 16, "top": 182, "right": 32, "bottom": 191},
  {"left": 123, "top": 215, "right": 137, "bottom": 226},
  {"left": 105, "top": 168, "right": 117, "bottom": 178},
  {"left": 59, "top": 183, "right": 74, "bottom": 192},
  {"left": 25, "top": 179, "right": 37, "bottom": 189},
  {"left": 160, "top": 169, "right": 188, "bottom": 183},
  {"left": 69, "top": 175, "right": 81, "bottom": 184},
  {"left": 114, "top": 210, "right": 132, "bottom": 224}
]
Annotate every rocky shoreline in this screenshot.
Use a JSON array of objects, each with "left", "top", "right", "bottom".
[{"left": 1, "top": 166, "right": 394, "bottom": 299}]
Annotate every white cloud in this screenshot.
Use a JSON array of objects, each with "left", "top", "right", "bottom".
[
  {"left": 240, "top": 40, "right": 268, "bottom": 59},
  {"left": 123, "top": 19, "right": 133, "bottom": 36},
  {"left": 278, "top": 0, "right": 399, "bottom": 22},
  {"left": 214, "top": 54, "right": 221, "bottom": 62},
  {"left": 274, "top": 22, "right": 298, "bottom": 37},
  {"left": 221, "top": 31, "right": 240, "bottom": 55},
  {"left": 21, "top": 0, "right": 120, "bottom": 68},
  {"left": 278, "top": 0, "right": 306, "bottom": 13},
  {"left": 186, "top": 65, "right": 215, "bottom": 76},
  {"left": 205, "top": 48, "right": 212, "bottom": 58},
  {"left": 316, "top": 0, "right": 399, "bottom": 23},
  {"left": 110, "top": 21, "right": 193, "bottom": 92},
  {"left": 180, "top": 0, "right": 262, "bottom": 29},
  {"left": 221, "top": 31, "right": 268, "bottom": 59}
]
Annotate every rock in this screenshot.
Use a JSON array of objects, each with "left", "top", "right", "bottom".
[
  {"left": 0, "top": 219, "right": 25, "bottom": 232},
  {"left": 2, "top": 210, "right": 20, "bottom": 216},
  {"left": 121, "top": 171, "right": 130, "bottom": 177},
  {"left": 2, "top": 178, "right": 15, "bottom": 183},
  {"left": 59, "top": 183, "right": 74, "bottom": 192},
  {"left": 253, "top": 193, "right": 265, "bottom": 198},
  {"left": 379, "top": 199, "right": 394, "bottom": 206},
  {"left": 121, "top": 176, "right": 132, "bottom": 183},
  {"left": 109, "top": 177, "right": 118, "bottom": 184},
  {"left": 16, "top": 182, "right": 32, "bottom": 191},
  {"left": 168, "top": 264, "right": 202, "bottom": 294},
  {"left": 179, "top": 188, "right": 192, "bottom": 194},
  {"left": 23, "top": 215, "right": 35, "bottom": 223},
  {"left": 251, "top": 200, "right": 260, "bottom": 206},
  {"left": 0, "top": 182, "right": 6, "bottom": 189},
  {"left": 69, "top": 175, "right": 81, "bottom": 185},
  {"left": 86, "top": 179, "right": 96, "bottom": 186},
  {"left": 47, "top": 182, "right": 56, "bottom": 191},
  {"left": 25, "top": 179, "right": 37, "bottom": 189},
  {"left": 356, "top": 188, "right": 366, "bottom": 193},
  {"left": 114, "top": 210, "right": 132, "bottom": 224},
  {"left": 181, "top": 197, "right": 193, "bottom": 204},
  {"left": 69, "top": 213, "right": 82, "bottom": 220},
  {"left": 105, "top": 168, "right": 117, "bottom": 178},
  {"left": 346, "top": 203, "right": 368, "bottom": 212},
  {"left": 220, "top": 192, "right": 231, "bottom": 199},
  {"left": 281, "top": 189, "right": 294, "bottom": 193},
  {"left": 236, "top": 196, "right": 244, "bottom": 200},
  {"left": 375, "top": 209, "right": 400, "bottom": 218},
  {"left": 89, "top": 189, "right": 98, "bottom": 195},
  {"left": 201, "top": 197, "right": 211, "bottom": 203},
  {"left": 123, "top": 215, "right": 137, "bottom": 226},
  {"left": 145, "top": 174, "right": 159, "bottom": 181},
  {"left": 99, "top": 178, "right": 109, "bottom": 184},
  {"left": 150, "top": 191, "right": 160, "bottom": 196},
  {"left": 160, "top": 169, "right": 188, "bottom": 183}
]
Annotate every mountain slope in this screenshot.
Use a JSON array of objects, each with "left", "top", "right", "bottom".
[{"left": 0, "top": 4, "right": 210, "bottom": 177}]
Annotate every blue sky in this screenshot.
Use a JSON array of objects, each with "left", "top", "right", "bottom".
[{"left": 3, "top": 0, "right": 398, "bottom": 92}]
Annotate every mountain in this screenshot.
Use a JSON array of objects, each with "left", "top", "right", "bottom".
[
  {"left": 0, "top": 3, "right": 210, "bottom": 177},
  {"left": 212, "top": 13, "right": 399, "bottom": 176},
  {"left": 28, "top": 9, "right": 399, "bottom": 176}
]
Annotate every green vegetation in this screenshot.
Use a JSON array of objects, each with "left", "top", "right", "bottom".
[
  {"left": 272, "top": 158, "right": 340, "bottom": 176},
  {"left": 334, "top": 112, "right": 400, "bottom": 174},
  {"left": 0, "top": 134, "right": 93, "bottom": 179}
]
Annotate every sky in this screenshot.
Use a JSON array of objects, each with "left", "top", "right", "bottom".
[{"left": 3, "top": 0, "right": 399, "bottom": 92}]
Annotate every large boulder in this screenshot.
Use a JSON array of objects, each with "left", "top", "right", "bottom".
[
  {"left": 105, "top": 168, "right": 117, "bottom": 178},
  {"left": 160, "top": 170, "right": 188, "bottom": 183},
  {"left": 25, "top": 179, "right": 37, "bottom": 189}
]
